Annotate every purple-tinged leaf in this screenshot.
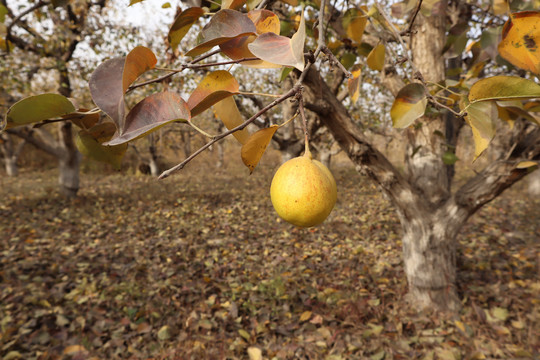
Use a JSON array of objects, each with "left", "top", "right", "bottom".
[{"left": 105, "top": 91, "right": 190, "bottom": 146}]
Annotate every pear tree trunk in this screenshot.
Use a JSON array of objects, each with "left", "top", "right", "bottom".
[
  {"left": 301, "top": 50, "right": 540, "bottom": 312},
  {"left": 1, "top": 132, "right": 26, "bottom": 177},
  {"left": 57, "top": 122, "right": 81, "bottom": 198},
  {"left": 148, "top": 140, "right": 161, "bottom": 177}
]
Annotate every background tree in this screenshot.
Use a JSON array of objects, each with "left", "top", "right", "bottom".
[{"left": 2, "top": 0, "right": 539, "bottom": 314}]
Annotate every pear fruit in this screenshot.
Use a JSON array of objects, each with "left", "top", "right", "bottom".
[{"left": 270, "top": 152, "right": 337, "bottom": 227}]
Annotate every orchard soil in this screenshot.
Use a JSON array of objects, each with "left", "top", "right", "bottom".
[{"left": 0, "top": 155, "right": 538, "bottom": 359}]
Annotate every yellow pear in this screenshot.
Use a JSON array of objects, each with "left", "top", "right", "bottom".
[{"left": 270, "top": 151, "right": 337, "bottom": 227}]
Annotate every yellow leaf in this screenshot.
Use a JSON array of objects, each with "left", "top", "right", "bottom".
[
  {"left": 511, "top": 319, "right": 526, "bottom": 328},
  {"left": 213, "top": 97, "right": 250, "bottom": 144},
  {"left": 75, "top": 124, "right": 127, "bottom": 169},
  {"left": 347, "top": 64, "right": 362, "bottom": 103},
  {"left": 222, "top": 0, "right": 246, "bottom": 9},
  {"left": 366, "top": 43, "right": 385, "bottom": 71},
  {"left": 238, "top": 329, "right": 251, "bottom": 340},
  {"left": 454, "top": 320, "right": 466, "bottom": 333},
  {"left": 463, "top": 99, "right": 497, "bottom": 160},
  {"left": 187, "top": 71, "right": 240, "bottom": 117},
  {"left": 299, "top": 310, "right": 312, "bottom": 322},
  {"left": 241, "top": 125, "right": 278, "bottom": 173},
  {"left": 390, "top": 83, "right": 427, "bottom": 128},
  {"left": 123, "top": 46, "right": 157, "bottom": 93},
  {"left": 168, "top": 7, "right": 205, "bottom": 51},
  {"left": 516, "top": 161, "right": 538, "bottom": 169},
  {"left": 498, "top": 11, "right": 540, "bottom": 75},
  {"left": 342, "top": 6, "right": 368, "bottom": 44},
  {"left": 469, "top": 76, "right": 540, "bottom": 103},
  {"left": 247, "top": 346, "right": 263, "bottom": 360},
  {"left": 63, "top": 345, "right": 88, "bottom": 355},
  {"left": 492, "top": 0, "right": 509, "bottom": 16}
]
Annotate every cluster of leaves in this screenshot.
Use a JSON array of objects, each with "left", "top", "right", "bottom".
[
  {"left": 2, "top": 0, "right": 539, "bottom": 176},
  {"left": 0, "top": 163, "right": 538, "bottom": 359}
]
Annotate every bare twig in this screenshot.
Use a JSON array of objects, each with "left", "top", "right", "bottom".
[
  {"left": 6, "top": 0, "right": 49, "bottom": 54},
  {"left": 129, "top": 57, "right": 259, "bottom": 92},
  {"left": 158, "top": 87, "right": 298, "bottom": 179},
  {"left": 321, "top": 46, "right": 352, "bottom": 78},
  {"left": 402, "top": 0, "right": 423, "bottom": 36}
]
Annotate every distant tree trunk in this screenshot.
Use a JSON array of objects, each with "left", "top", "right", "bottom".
[
  {"left": 180, "top": 128, "right": 192, "bottom": 158},
  {"left": 216, "top": 142, "right": 225, "bottom": 168},
  {"left": 57, "top": 69, "right": 81, "bottom": 197},
  {"left": 148, "top": 134, "right": 161, "bottom": 176},
  {"left": 0, "top": 132, "right": 26, "bottom": 177},
  {"left": 319, "top": 148, "right": 332, "bottom": 169},
  {"left": 528, "top": 170, "right": 540, "bottom": 196}
]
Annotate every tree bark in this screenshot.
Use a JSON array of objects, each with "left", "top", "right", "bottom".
[
  {"left": 528, "top": 170, "right": 540, "bottom": 197},
  {"left": 1, "top": 132, "right": 26, "bottom": 177},
  {"left": 302, "top": 66, "right": 463, "bottom": 311},
  {"left": 57, "top": 122, "right": 81, "bottom": 198},
  {"left": 148, "top": 135, "right": 161, "bottom": 176}
]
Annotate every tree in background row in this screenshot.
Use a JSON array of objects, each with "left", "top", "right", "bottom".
[{"left": 2, "top": 0, "right": 540, "bottom": 312}]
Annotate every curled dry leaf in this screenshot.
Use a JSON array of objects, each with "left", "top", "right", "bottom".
[{"left": 241, "top": 125, "right": 279, "bottom": 173}]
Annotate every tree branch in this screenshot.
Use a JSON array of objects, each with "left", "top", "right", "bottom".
[
  {"left": 158, "top": 86, "right": 299, "bottom": 179},
  {"left": 455, "top": 124, "right": 540, "bottom": 215},
  {"left": 5, "top": 0, "right": 49, "bottom": 54},
  {"left": 7, "top": 128, "right": 61, "bottom": 158}
]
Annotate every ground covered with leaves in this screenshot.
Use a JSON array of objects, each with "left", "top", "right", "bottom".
[{"left": 0, "top": 160, "right": 538, "bottom": 360}]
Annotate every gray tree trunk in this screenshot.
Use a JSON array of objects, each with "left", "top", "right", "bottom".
[
  {"left": 58, "top": 122, "right": 81, "bottom": 198},
  {"left": 148, "top": 138, "right": 161, "bottom": 177},
  {"left": 301, "top": 49, "right": 539, "bottom": 312},
  {"left": 319, "top": 148, "right": 332, "bottom": 169},
  {"left": 400, "top": 9, "right": 462, "bottom": 310},
  {"left": 1, "top": 132, "right": 25, "bottom": 177},
  {"left": 527, "top": 170, "right": 540, "bottom": 197},
  {"left": 5, "top": 158, "right": 18, "bottom": 177}
]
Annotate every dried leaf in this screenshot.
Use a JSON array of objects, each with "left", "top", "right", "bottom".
[
  {"left": 212, "top": 96, "right": 250, "bottom": 144},
  {"left": 366, "top": 43, "right": 385, "bottom": 71},
  {"left": 247, "top": 346, "right": 263, "bottom": 360},
  {"left": 241, "top": 125, "right": 279, "bottom": 173},
  {"left": 299, "top": 310, "right": 312, "bottom": 322}
]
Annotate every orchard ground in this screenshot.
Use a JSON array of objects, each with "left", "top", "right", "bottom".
[{"left": 0, "top": 147, "right": 538, "bottom": 359}]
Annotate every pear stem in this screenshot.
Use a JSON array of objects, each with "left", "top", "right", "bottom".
[{"left": 298, "top": 95, "right": 311, "bottom": 158}]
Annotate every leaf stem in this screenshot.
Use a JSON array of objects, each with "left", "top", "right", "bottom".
[
  {"left": 278, "top": 112, "right": 299, "bottom": 128},
  {"left": 188, "top": 120, "right": 215, "bottom": 138}
]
